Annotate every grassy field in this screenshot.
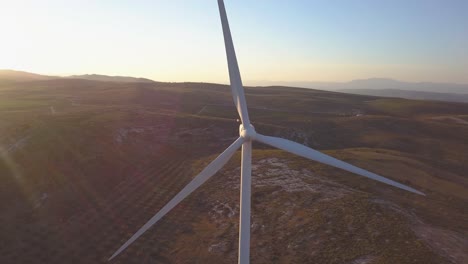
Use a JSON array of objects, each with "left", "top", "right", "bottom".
[{"left": 0, "top": 79, "right": 467, "bottom": 263}]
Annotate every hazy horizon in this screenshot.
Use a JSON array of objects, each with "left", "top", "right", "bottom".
[
  {"left": 1, "top": 0, "right": 467, "bottom": 84},
  {"left": 3, "top": 68, "right": 468, "bottom": 87}
]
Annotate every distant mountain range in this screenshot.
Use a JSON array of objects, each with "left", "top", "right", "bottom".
[
  {"left": 0, "top": 70, "right": 155, "bottom": 83},
  {"left": 248, "top": 78, "right": 468, "bottom": 95},
  {"left": 247, "top": 78, "right": 468, "bottom": 103},
  {"left": 342, "top": 78, "right": 468, "bottom": 94},
  {"left": 2, "top": 70, "right": 468, "bottom": 102},
  {"left": 336, "top": 88, "right": 468, "bottom": 103}
]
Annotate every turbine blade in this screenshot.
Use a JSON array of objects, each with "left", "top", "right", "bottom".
[
  {"left": 238, "top": 141, "right": 252, "bottom": 263},
  {"left": 217, "top": 0, "right": 251, "bottom": 125},
  {"left": 255, "top": 134, "right": 425, "bottom": 195},
  {"left": 109, "top": 137, "right": 245, "bottom": 261}
]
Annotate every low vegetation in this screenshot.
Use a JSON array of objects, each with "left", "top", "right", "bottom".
[{"left": 0, "top": 79, "right": 467, "bottom": 263}]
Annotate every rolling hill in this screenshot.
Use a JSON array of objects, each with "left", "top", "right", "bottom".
[
  {"left": 336, "top": 88, "right": 468, "bottom": 103},
  {"left": 250, "top": 78, "right": 468, "bottom": 95},
  {"left": 0, "top": 70, "right": 155, "bottom": 84},
  {"left": 249, "top": 78, "right": 468, "bottom": 103},
  {"left": 0, "top": 77, "right": 467, "bottom": 263},
  {"left": 340, "top": 78, "right": 468, "bottom": 94},
  {"left": 67, "top": 74, "right": 155, "bottom": 83},
  {"left": 0, "top": 69, "right": 56, "bottom": 82}
]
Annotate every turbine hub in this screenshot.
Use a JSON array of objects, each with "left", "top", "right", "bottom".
[{"left": 239, "top": 124, "right": 256, "bottom": 140}]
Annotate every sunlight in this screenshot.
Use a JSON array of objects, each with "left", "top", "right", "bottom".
[
  {"left": 1, "top": 1, "right": 466, "bottom": 83},
  {"left": 0, "top": 142, "right": 24, "bottom": 180},
  {"left": 0, "top": 145, "right": 26, "bottom": 195}
]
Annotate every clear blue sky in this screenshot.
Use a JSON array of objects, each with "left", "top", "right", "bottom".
[{"left": 1, "top": 0, "right": 467, "bottom": 83}]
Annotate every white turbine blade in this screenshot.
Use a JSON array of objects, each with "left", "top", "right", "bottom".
[
  {"left": 255, "top": 134, "right": 425, "bottom": 195},
  {"left": 109, "top": 137, "right": 245, "bottom": 261},
  {"left": 218, "top": 0, "right": 251, "bottom": 125},
  {"left": 238, "top": 140, "right": 252, "bottom": 264}
]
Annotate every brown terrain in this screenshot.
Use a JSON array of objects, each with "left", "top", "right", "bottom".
[{"left": 0, "top": 75, "right": 467, "bottom": 263}]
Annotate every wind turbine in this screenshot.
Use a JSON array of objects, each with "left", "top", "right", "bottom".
[{"left": 109, "top": 0, "right": 425, "bottom": 263}]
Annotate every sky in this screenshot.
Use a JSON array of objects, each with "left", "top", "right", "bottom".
[{"left": 1, "top": 0, "right": 467, "bottom": 84}]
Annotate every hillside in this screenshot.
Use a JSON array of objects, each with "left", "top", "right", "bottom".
[
  {"left": 249, "top": 78, "right": 468, "bottom": 95},
  {"left": 0, "top": 79, "right": 467, "bottom": 263},
  {"left": 337, "top": 88, "right": 468, "bottom": 103},
  {"left": 341, "top": 78, "right": 468, "bottom": 94},
  {"left": 68, "top": 74, "right": 155, "bottom": 83},
  {"left": 0, "top": 69, "right": 56, "bottom": 82},
  {"left": 0, "top": 70, "right": 155, "bottom": 84}
]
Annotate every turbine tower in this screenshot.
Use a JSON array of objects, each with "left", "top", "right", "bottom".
[{"left": 109, "top": 0, "right": 425, "bottom": 263}]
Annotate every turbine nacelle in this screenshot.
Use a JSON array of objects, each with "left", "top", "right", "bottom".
[{"left": 239, "top": 124, "right": 256, "bottom": 140}]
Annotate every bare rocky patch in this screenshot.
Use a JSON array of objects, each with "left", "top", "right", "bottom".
[
  {"left": 413, "top": 225, "right": 467, "bottom": 264},
  {"left": 220, "top": 157, "right": 356, "bottom": 200},
  {"left": 196, "top": 157, "right": 451, "bottom": 263},
  {"left": 372, "top": 198, "right": 467, "bottom": 264}
]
